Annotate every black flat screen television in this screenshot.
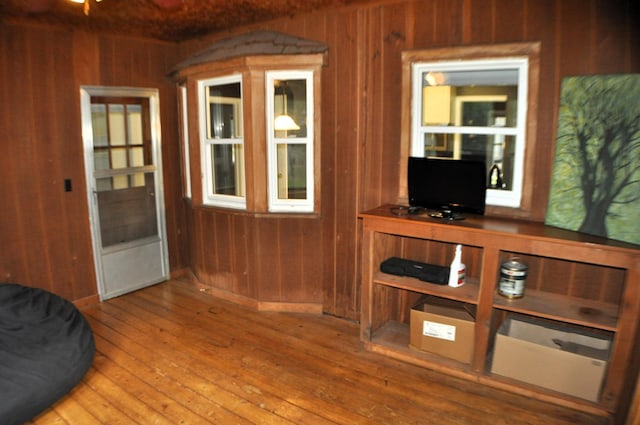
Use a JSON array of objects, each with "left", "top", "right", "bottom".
[{"left": 408, "top": 156, "right": 487, "bottom": 219}]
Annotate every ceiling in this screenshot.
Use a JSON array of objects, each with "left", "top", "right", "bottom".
[{"left": 1, "top": 0, "right": 372, "bottom": 42}]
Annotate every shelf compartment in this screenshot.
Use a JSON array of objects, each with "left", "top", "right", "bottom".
[
  {"left": 369, "top": 320, "right": 475, "bottom": 373},
  {"left": 497, "top": 251, "right": 625, "bottom": 305},
  {"left": 374, "top": 271, "right": 479, "bottom": 304},
  {"left": 493, "top": 289, "right": 619, "bottom": 331},
  {"left": 489, "top": 314, "right": 614, "bottom": 403}
]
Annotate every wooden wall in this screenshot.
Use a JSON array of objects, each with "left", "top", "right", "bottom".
[
  {"left": 0, "top": 23, "right": 187, "bottom": 304},
  {"left": 178, "top": 0, "right": 639, "bottom": 320},
  {"left": 1, "top": 0, "right": 638, "bottom": 320}
]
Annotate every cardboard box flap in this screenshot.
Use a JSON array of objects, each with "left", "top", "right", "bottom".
[
  {"left": 501, "top": 315, "right": 612, "bottom": 360},
  {"left": 416, "top": 296, "right": 476, "bottom": 322}
]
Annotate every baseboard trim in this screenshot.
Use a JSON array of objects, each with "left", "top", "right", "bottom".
[{"left": 189, "top": 279, "right": 323, "bottom": 314}]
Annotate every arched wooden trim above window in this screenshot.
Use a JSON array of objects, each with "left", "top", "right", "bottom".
[{"left": 169, "top": 31, "right": 328, "bottom": 78}]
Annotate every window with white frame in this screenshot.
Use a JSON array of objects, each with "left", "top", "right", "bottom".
[
  {"left": 198, "top": 75, "right": 246, "bottom": 209},
  {"left": 411, "top": 58, "right": 529, "bottom": 208},
  {"left": 266, "top": 71, "right": 314, "bottom": 212}
]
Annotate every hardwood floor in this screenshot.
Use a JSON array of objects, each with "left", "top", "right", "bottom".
[{"left": 28, "top": 280, "right": 609, "bottom": 424}]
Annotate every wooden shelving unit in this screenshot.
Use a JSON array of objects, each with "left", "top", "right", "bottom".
[{"left": 359, "top": 205, "right": 640, "bottom": 423}]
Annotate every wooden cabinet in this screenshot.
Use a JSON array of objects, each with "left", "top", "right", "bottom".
[{"left": 359, "top": 205, "right": 640, "bottom": 422}]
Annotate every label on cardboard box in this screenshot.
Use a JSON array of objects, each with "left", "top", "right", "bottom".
[{"left": 423, "top": 320, "right": 456, "bottom": 341}]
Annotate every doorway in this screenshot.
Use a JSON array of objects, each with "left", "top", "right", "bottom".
[{"left": 80, "top": 86, "right": 169, "bottom": 300}]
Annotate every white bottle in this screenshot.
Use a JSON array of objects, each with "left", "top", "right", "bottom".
[{"left": 448, "top": 244, "right": 466, "bottom": 288}]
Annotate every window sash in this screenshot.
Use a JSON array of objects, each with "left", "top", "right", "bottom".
[
  {"left": 266, "top": 71, "right": 314, "bottom": 213},
  {"left": 198, "top": 75, "right": 246, "bottom": 209},
  {"left": 411, "top": 59, "right": 529, "bottom": 208}
]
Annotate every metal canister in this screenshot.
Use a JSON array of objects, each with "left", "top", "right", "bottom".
[{"left": 498, "top": 259, "right": 528, "bottom": 298}]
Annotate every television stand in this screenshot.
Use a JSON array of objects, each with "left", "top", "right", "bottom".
[{"left": 359, "top": 204, "right": 640, "bottom": 422}]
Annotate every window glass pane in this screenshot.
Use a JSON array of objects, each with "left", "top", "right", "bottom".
[
  {"left": 207, "top": 82, "right": 242, "bottom": 139},
  {"left": 421, "top": 72, "right": 518, "bottom": 127},
  {"left": 127, "top": 105, "right": 143, "bottom": 145},
  {"left": 422, "top": 132, "right": 516, "bottom": 190},
  {"left": 461, "top": 100, "right": 507, "bottom": 127},
  {"left": 277, "top": 144, "right": 307, "bottom": 200},
  {"left": 91, "top": 104, "right": 109, "bottom": 147},
  {"left": 274, "top": 79, "right": 307, "bottom": 138},
  {"left": 108, "top": 104, "right": 126, "bottom": 146},
  {"left": 211, "top": 144, "right": 244, "bottom": 196}
]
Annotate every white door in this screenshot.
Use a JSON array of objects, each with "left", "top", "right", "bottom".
[{"left": 80, "top": 86, "right": 169, "bottom": 300}]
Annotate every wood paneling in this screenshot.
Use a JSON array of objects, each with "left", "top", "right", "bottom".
[
  {"left": 1, "top": 0, "right": 639, "bottom": 324},
  {"left": 0, "top": 24, "right": 186, "bottom": 302},
  {"left": 174, "top": 0, "right": 638, "bottom": 321}
]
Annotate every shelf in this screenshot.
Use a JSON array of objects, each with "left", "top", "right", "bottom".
[
  {"left": 373, "top": 271, "right": 479, "bottom": 304},
  {"left": 493, "top": 289, "right": 619, "bottom": 331},
  {"left": 360, "top": 205, "right": 640, "bottom": 421},
  {"left": 369, "top": 320, "right": 474, "bottom": 373}
]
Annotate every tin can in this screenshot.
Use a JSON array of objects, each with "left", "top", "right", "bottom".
[{"left": 498, "top": 259, "right": 528, "bottom": 298}]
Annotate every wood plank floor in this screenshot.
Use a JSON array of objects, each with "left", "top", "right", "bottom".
[{"left": 28, "top": 279, "right": 609, "bottom": 424}]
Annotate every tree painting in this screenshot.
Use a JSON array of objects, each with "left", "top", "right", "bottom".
[{"left": 546, "top": 74, "right": 640, "bottom": 245}]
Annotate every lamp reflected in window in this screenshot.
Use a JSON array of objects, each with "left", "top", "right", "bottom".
[{"left": 274, "top": 82, "right": 300, "bottom": 132}]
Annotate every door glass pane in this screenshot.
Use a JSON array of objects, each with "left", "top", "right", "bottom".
[
  {"left": 129, "top": 147, "right": 144, "bottom": 167},
  {"left": 131, "top": 173, "right": 145, "bottom": 187},
  {"left": 91, "top": 104, "right": 109, "bottom": 147},
  {"left": 277, "top": 144, "right": 307, "bottom": 199},
  {"left": 111, "top": 148, "right": 127, "bottom": 169},
  {"left": 96, "top": 177, "right": 112, "bottom": 192},
  {"left": 108, "top": 104, "right": 126, "bottom": 146},
  {"left": 127, "top": 105, "right": 143, "bottom": 144},
  {"left": 211, "top": 144, "right": 244, "bottom": 196},
  {"left": 94, "top": 150, "right": 110, "bottom": 170},
  {"left": 97, "top": 171, "right": 158, "bottom": 247},
  {"left": 113, "top": 174, "right": 128, "bottom": 190}
]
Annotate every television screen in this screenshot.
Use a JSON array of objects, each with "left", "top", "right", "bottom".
[{"left": 408, "top": 156, "right": 487, "bottom": 218}]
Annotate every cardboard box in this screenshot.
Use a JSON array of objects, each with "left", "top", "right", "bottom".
[
  {"left": 490, "top": 315, "right": 612, "bottom": 402},
  {"left": 410, "top": 296, "right": 476, "bottom": 364}
]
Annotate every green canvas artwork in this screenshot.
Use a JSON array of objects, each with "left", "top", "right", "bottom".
[{"left": 546, "top": 74, "right": 640, "bottom": 245}]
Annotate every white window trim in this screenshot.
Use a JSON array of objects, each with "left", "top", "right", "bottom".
[
  {"left": 265, "top": 70, "right": 315, "bottom": 213},
  {"left": 197, "top": 74, "right": 246, "bottom": 209},
  {"left": 179, "top": 85, "right": 192, "bottom": 199},
  {"left": 411, "top": 58, "right": 529, "bottom": 208}
]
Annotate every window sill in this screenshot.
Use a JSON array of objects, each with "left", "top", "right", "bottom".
[{"left": 191, "top": 203, "right": 321, "bottom": 219}]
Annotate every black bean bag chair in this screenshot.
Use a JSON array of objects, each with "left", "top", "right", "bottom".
[{"left": 0, "top": 283, "right": 95, "bottom": 425}]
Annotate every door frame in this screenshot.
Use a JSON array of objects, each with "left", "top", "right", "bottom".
[{"left": 80, "top": 86, "right": 169, "bottom": 300}]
